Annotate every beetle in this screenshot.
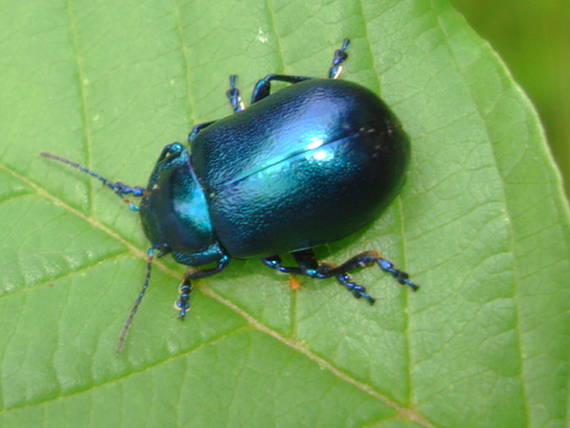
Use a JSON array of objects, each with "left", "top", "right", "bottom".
[{"left": 42, "top": 39, "right": 418, "bottom": 352}]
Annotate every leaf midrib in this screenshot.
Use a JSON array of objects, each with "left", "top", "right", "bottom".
[{"left": 0, "top": 160, "right": 434, "bottom": 427}]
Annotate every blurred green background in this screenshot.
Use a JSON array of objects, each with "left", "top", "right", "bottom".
[{"left": 452, "top": 0, "right": 569, "bottom": 196}]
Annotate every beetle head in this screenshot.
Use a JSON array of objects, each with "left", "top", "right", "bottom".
[{"left": 139, "top": 143, "right": 224, "bottom": 266}]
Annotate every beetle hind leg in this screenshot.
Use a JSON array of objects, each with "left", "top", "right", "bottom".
[
  {"left": 314, "top": 259, "right": 376, "bottom": 304},
  {"left": 261, "top": 251, "right": 375, "bottom": 303},
  {"left": 261, "top": 248, "right": 417, "bottom": 303},
  {"left": 318, "top": 250, "right": 419, "bottom": 291},
  {"left": 292, "top": 249, "right": 378, "bottom": 302}
]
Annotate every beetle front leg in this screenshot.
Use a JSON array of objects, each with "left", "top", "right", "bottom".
[
  {"left": 175, "top": 277, "right": 193, "bottom": 320},
  {"left": 175, "top": 255, "right": 231, "bottom": 319},
  {"left": 251, "top": 74, "right": 313, "bottom": 103}
]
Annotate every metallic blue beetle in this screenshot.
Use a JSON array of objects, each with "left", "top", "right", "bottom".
[{"left": 42, "top": 40, "right": 417, "bottom": 351}]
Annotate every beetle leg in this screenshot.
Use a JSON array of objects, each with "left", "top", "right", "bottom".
[
  {"left": 261, "top": 251, "right": 374, "bottom": 302},
  {"left": 175, "top": 255, "right": 231, "bottom": 319},
  {"left": 376, "top": 257, "right": 419, "bottom": 291},
  {"left": 293, "top": 249, "right": 418, "bottom": 290},
  {"left": 188, "top": 121, "right": 216, "bottom": 142},
  {"left": 175, "top": 277, "right": 192, "bottom": 320},
  {"left": 291, "top": 249, "right": 375, "bottom": 303},
  {"left": 251, "top": 74, "right": 313, "bottom": 103},
  {"left": 322, "top": 250, "right": 418, "bottom": 291},
  {"left": 262, "top": 255, "right": 303, "bottom": 274},
  {"left": 262, "top": 256, "right": 305, "bottom": 291},
  {"left": 226, "top": 75, "right": 246, "bottom": 113},
  {"left": 328, "top": 38, "right": 350, "bottom": 79},
  {"left": 334, "top": 272, "right": 376, "bottom": 304},
  {"left": 287, "top": 248, "right": 417, "bottom": 303}
]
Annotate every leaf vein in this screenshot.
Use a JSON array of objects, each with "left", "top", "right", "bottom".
[
  {"left": 64, "top": 0, "right": 94, "bottom": 214},
  {"left": 433, "top": 7, "right": 531, "bottom": 426},
  {"left": 0, "top": 326, "right": 249, "bottom": 415}
]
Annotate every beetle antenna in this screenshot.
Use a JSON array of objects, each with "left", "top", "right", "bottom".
[
  {"left": 116, "top": 248, "right": 156, "bottom": 353},
  {"left": 40, "top": 152, "right": 143, "bottom": 211}
]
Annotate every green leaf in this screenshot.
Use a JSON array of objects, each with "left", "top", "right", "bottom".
[{"left": 1, "top": 0, "right": 568, "bottom": 427}]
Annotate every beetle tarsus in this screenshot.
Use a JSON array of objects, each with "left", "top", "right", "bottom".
[
  {"left": 226, "top": 75, "right": 245, "bottom": 113},
  {"left": 176, "top": 281, "right": 192, "bottom": 320},
  {"left": 336, "top": 273, "right": 376, "bottom": 304},
  {"left": 377, "top": 258, "right": 419, "bottom": 291},
  {"left": 328, "top": 38, "right": 350, "bottom": 79}
]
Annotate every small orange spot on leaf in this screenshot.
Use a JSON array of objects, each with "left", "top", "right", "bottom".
[{"left": 288, "top": 275, "right": 301, "bottom": 290}]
